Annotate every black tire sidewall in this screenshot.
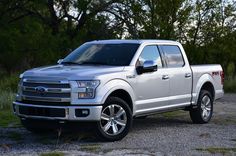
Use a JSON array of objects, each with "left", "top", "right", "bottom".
[
  {"left": 190, "top": 90, "right": 213, "bottom": 123},
  {"left": 198, "top": 90, "right": 213, "bottom": 122},
  {"left": 96, "top": 96, "right": 133, "bottom": 141}
]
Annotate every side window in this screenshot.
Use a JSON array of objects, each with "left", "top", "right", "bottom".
[
  {"left": 137, "top": 45, "right": 163, "bottom": 68},
  {"left": 160, "top": 45, "right": 184, "bottom": 67}
]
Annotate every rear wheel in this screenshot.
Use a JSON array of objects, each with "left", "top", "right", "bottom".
[
  {"left": 190, "top": 90, "right": 213, "bottom": 124},
  {"left": 96, "top": 97, "right": 132, "bottom": 141}
]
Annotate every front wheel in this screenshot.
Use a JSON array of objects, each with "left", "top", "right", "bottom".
[
  {"left": 96, "top": 97, "right": 132, "bottom": 141},
  {"left": 190, "top": 90, "right": 213, "bottom": 124}
]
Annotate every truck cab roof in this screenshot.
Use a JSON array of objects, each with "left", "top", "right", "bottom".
[{"left": 87, "top": 39, "right": 179, "bottom": 45}]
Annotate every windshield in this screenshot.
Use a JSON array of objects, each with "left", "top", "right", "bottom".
[{"left": 62, "top": 43, "right": 140, "bottom": 66}]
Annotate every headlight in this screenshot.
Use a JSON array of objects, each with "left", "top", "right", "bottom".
[{"left": 76, "top": 80, "right": 100, "bottom": 99}]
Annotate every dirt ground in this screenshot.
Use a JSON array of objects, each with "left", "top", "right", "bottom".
[{"left": 0, "top": 94, "right": 236, "bottom": 156}]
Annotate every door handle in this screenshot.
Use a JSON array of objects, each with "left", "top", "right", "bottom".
[
  {"left": 162, "top": 75, "right": 169, "bottom": 80},
  {"left": 185, "top": 73, "right": 191, "bottom": 78}
]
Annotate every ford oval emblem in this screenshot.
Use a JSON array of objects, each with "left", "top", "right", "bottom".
[{"left": 35, "top": 86, "right": 47, "bottom": 95}]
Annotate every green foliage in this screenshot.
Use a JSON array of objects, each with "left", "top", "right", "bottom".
[
  {"left": 40, "top": 152, "right": 65, "bottom": 156},
  {"left": 196, "top": 147, "right": 236, "bottom": 154},
  {"left": 0, "top": 109, "right": 20, "bottom": 127},
  {"left": 0, "top": 73, "right": 19, "bottom": 92},
  {"left": 226, "top": 62, "right": 235, "bottom": 79},
  {"left": 0, "top": 0, "right": 235, "bottom": 87},
  {"left": 224, "top": 78, "right": 236, "bottom": 93},
  {"left": 7, "top": 131, "right": 23, "bottom": 141}
]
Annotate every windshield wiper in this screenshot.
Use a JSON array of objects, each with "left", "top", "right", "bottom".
[
  {"left": 79, "top": 61, "right": 108, "bottom": 65},
  {"left": 61, "top": 61, "right": 79, "bottom": 65}
]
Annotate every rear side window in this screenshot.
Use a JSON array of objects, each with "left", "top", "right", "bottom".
[{"left": 160, "top": 45, "right": 184, "bottom": 67}]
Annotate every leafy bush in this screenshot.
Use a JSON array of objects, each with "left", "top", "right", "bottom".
[{"left": 224, "top": 78, "right": 236, "bottom": 93}]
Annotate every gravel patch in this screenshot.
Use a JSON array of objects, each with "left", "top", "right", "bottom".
[{"left": 0, "top": 94, "right": 236, "bottom": 156}]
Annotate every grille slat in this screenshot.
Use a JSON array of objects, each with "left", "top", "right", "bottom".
[
  {"left": 22, "top": 91, "right": 70, "bottom": 98},
  {"left": 23, "top": 82, "right": 70, "bottom": 88}
]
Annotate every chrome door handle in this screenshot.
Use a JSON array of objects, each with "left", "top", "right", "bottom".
[
  {"left": 162, "top": 75, "right": 169, "bottom": 80},
  {"left": 185, "top": 73, "right": 191, "bottom": 78}
]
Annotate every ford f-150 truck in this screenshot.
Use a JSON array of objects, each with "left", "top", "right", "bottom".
[{"left": 13, "top": 40, "right": 224, "bottom": 141}]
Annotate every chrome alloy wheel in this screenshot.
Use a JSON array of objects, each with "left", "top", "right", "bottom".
[
  {"left": 200, "top": 95, "right": 212, "bottom": 120},
  {"left": 100, "top": 104, "right": 127, "bottom": 136}
]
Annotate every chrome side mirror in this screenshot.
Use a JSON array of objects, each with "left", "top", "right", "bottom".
[
  {"left": 57, "top": 59, "right": 63, "bottom": 64},
  {"left": 136, "top": 60, "right": 158, "bottom": 74}
]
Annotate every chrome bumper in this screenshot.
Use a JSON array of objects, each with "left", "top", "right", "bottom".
[{"left": 13, "top": 101, "right": 102, "bottom": 121}]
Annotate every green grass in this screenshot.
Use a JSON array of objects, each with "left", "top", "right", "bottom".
[
  {"left": 224, "top": 78, "right": 236, "bottom": 93},
  {"left": 0, "top": 109, "right": 21, "bottom": 128},
  {"left": 7, "top": 131, "right": 23, "bottom": 141},
  {"left": 80, "top": 144, "right": 101, "bottom": 152},
  {"left": 0, "top": 91, "right": 15, "bottom": 110},
  {"left": 40, "top": 151, "right": 65, "bottom": 156},
  {"left": 0, "top": 74, "right": 21, "bottom": 128},
  {"left": 0, "top": 73, "right": 19, "bottom": 92},
  {"left": 196, "top": 147, "right": 236, "bottom": 154}
]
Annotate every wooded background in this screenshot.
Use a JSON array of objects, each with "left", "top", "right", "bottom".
[{"left": 0, "top": 0, "right": 235, "bottom": 78}]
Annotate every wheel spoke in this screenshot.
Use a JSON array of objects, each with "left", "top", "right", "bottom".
[
  {"left": 202, "top": 96, "right": 208, "bottom": 104},
  {"left": 112, "top": 124, "right": 118, "bottom": 134},
  {"left": 103, "top": 121, "right": 111, "bottom": 132},
  {"left": 202, "top": 110, "right": 207, "bottom": 117},
  {"left": 115, "top": 108, "right": 125, "bottom": 118},
  {"left": 205, "top": 107, "right": 211, "bottom": 111},
  {"left": 116, "top": 119, "right": 126, "bottom": 127},
  {"left": 108, "top": 105, "right": 115, "bottom": 116},
  {"left": 205, "top": 98, "right": 211, "bottom": 107},
  {"left": 101, "top": 113, "right": 110, "bottom": 121}
]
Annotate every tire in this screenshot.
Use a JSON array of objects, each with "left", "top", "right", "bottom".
[
  {"left": 96, "top": 97, "right": 133, "bottom": 141},
  {"left": 190, "top": 90, "right": 213, "bottom": 124},
  {"left": 21, "top": 119, "right": 52, "bottom": 133}
]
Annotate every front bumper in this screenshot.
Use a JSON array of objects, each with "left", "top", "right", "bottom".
[{"left": 13, "top": 101, "right": 102, "bottom": 121}]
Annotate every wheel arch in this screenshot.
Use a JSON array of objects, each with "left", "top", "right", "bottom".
[
  {"left": 200, "top": 82, "right": 215, "bottom": 100},
  {"left": 194, "top": 74, "right": 216, "bottom": 105},
  {"left": 100, "top": 79, "right": 136, "bottom": 115}
]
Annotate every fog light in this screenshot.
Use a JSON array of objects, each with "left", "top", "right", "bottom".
[{"left": 75, "top": 109, "right": 90, "bottom": 117}]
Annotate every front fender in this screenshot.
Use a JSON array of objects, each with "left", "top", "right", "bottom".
[
  {"left": 193, "top": 74, "right": 215, "bottom": 105},
  {"left": 96, "top": 79, "right": 136, "bottom": 112}
]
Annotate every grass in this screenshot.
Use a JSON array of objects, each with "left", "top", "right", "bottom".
[
  {"left": 224, "top": 78, "right": 236, "bottom": 93},
  {"left": 80, "top": 144, "right": 101, "bottom": 152},
  {"left": 40, "top": 151, "right": 65, "bottom": 156},
  {"left": 7, "top": 131, "right": 23, "bottom": 141},
  {"left": 0, "top": 74, "right": 21, "bottom": 128},
  {"left": 196, "top": 147, "right": 236, "bottom": 154},
  {"left": 0, "top": 109, "right": 21, "bottom": 128}
]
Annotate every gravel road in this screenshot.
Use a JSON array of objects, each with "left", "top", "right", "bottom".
[{"left": 1, "top": 94, "right": 236, "bottom": 156}]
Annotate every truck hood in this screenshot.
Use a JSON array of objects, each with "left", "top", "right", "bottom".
[{"left": 23, "top": 65, "right": 125, "bottom": 80}]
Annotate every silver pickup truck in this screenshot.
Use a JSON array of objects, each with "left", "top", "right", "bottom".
[{"left": 13, "top": 40, "right": 224, "bottom": 141}]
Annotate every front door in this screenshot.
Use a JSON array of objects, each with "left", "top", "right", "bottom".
[{"left": 134, "top": 45, "right": 170, "bottom": 114}]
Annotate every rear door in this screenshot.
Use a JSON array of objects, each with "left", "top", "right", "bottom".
[{"left": 159, "top": 45, "right": 192, "bottom": 106}]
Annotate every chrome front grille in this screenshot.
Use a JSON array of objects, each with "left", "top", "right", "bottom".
[{"left": 20, "top": 78, "right": 71, "bottom": 103}]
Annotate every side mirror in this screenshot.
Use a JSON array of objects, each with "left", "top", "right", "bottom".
[
  {"left": 136, "top": 60, "right": 157, "bottom": 75},
  {"left": 57, "top": 59, "right": 63, "bottom": 64}
]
